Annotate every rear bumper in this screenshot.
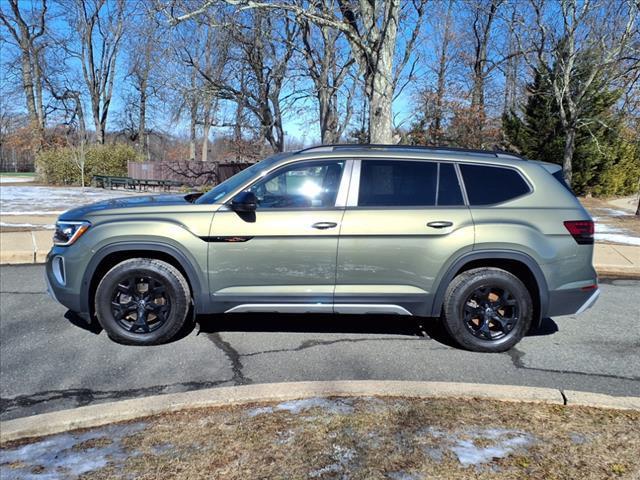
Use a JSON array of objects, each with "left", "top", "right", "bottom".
[{"left": 547, "top": 287, "right": 600, "bottom": 317}]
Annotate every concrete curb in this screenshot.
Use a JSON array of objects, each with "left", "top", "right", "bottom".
[{"left": 1, "top": 381, "right": 638, "bottom": 444}]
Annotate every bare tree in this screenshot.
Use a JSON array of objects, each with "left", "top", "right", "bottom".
[
  {"left": 519, "top": 0, "right": 639, "bottom": 183},
  {"left": 71, "top": 0, "right": 126, "bottom": 144},
  {"left": 163, "top": 0, "right": 427, "bottom": 144},
  {"left": 415, "top": 0, "right": 457, "bottom": 145},
  {"left": 183, "top": 10, "right": 296, "bottom": 152},
  {"left": 298, "top": 1, "right": 355, "bottom": 144},
  {"left": 125, "top": 7, "right": 166, "bottom": 157},
  {"left": 0, "top": 0, "right": 48, "bottom": 150}
]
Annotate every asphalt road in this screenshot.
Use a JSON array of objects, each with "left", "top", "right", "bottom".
[{"left": 1, "top": 265, "right": 639, "bottom": 421}]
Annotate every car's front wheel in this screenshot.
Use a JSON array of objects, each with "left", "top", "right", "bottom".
[
  {"left": 95, "top": 258, "right": 191, "bottom": 345},
  {"left": 442, "top": 267, "right": 533, "bottom": 352}
]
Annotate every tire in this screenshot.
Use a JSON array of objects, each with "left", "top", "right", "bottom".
[
  {"left": 442, "top": 267, "right": 533, "bottom": 353},
  {"left": 95, "top": 258, "right": 191, "bottom": 345}
]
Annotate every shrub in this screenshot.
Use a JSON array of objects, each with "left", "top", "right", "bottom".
[{"left": 37, "top": 143, "right": 141, "bottom": 185}]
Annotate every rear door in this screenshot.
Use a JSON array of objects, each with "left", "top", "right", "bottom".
[{"left": 335, "top": 158, "right": 474, "bottom": 315}]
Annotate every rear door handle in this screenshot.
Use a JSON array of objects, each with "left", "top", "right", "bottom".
[
  {"left": 312, "top": 222, "right": 338, "bottom": 230},
  {"left": 427, "top": 221, "right": 453, "bottom": 229}
]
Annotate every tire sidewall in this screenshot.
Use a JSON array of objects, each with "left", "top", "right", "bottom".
[
  {"left": 444, "top": 270, "right": 532, "bottom": 352},
  {"left": 95, "top": 260, "right": 189, "bottom": 345}
]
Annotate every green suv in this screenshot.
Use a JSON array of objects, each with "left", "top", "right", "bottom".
[{"left": 46, "top": 145, "right": 599, "bottom": 352}]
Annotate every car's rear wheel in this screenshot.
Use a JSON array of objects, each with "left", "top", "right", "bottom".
[
  {"left": 442, "top": 267, "right": 532, "bottom": 352},
  {"left": 95, "top": 258, "right": 191, "bottom": 345}
]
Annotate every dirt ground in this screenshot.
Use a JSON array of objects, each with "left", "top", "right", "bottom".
[{"left": 2, "top": 396, "right": 639, "bottom": 480}]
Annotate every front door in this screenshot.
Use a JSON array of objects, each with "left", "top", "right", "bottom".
[
  {"left": 336, "top": 159, "right": 474, "bottom": 315},
  {"left": 208, "top": 159, "right": 351, "bottom": 313}
]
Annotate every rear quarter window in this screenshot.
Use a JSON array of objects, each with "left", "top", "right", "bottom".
[{"left": 460, "top": 164, "right": 531, "bottom": 206}]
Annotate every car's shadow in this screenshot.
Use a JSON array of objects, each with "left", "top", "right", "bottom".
[{"left": 65, "top": 310, "right": 559, "bottom": 348}]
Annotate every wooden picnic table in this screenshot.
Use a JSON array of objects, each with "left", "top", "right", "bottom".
[{"left": 92, "top": 175, "right": 183, "bottom": 191}]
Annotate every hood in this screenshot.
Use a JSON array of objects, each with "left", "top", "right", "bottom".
[{"left": 58, "top": 193, "right": 202, "bottom": 221}]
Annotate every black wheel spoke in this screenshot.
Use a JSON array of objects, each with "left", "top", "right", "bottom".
[
  {"left": 479, "top": 321, "right": 493, "bottom": 340},
  {"left": 111, "top": 274, "right": 171, "bottom": 335}
]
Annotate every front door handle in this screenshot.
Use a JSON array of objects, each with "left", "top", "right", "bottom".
[
  {"left": 427, "top": 221, "right": 453, "bottom": 229},
  {"left": 312, "top": 222, "right": 338, "bottom": 230}
]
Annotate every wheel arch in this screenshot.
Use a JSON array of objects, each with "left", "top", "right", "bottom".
[
  {"left": 430, "top": 250, "right": 549, "bottom": 326},
  {"left": 81, "top": 242, "right": 207, "bottom": 317}
]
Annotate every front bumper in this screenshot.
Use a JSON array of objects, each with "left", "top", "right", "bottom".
[{"left": 45, "top": 249, "right": 85, "bottom": 313}]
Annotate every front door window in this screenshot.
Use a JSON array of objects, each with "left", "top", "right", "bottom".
[{"left": 249, "top": 161, "right": 345, "bottom": 209}]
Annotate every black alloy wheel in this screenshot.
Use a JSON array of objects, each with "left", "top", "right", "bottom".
[
  {"left": 442, "top": 267, "right": 533, "bottom": 352},
  {"left": 95, "top": 258, "right": 191, "bottom": 345},
  {"left": 462, "top": 286, "right": 520, "bottom": 341},
  {"left": 111, "top": 275, "right": 171, "bottom": 334}
]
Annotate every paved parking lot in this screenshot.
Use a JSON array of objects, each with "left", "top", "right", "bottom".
[{"left": 1, "top": 265, "right": 638, "bottom": 421}]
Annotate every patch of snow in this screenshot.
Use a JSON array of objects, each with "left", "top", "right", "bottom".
[
  {"left": 420, "top": 427, "right": 535, "bottom": 468},
  {"left": 0, "top": 422, "right": 147, "bottom": 480},
  {"left": 247, "top": 397, "right": 354, "bottom": 417},
  {"left": 570, "top": 433, "right": 587, "bottom": 445},
  {"left": 0, "top": 211, "right": 63, "bottom": 216},
  {"left": 0, "top": 222, "right": 55, "bottom": 229},
  {"left": 595, "top": 233, "right": 640, "bottom": 246},
  {"left": 451, "top": 435, "right": 532, "bottom": 467},
  {"left": 309, "top": 445, "right": 356, "bottom": 478},
  {"left": 0, "top": 186, "right": 143, "bottom": 215},
  {"left": 592, "top": 217, "right": 640, "bottom": 245},
  {"left": 594, "top": 222, "right": 620, "bottom": 233},
  {"left": 600, "top": 208, "right": 632, "bottom": 217},
  {"left": 0, "top": 176, "right": 34, "bottom": 184},
  {"left": 387, "top": 472, "right": 421, "bottom": 480}
]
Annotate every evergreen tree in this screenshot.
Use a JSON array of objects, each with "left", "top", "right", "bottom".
[{"left": 504, "top": 59, "right": 639, "bottom": 196}]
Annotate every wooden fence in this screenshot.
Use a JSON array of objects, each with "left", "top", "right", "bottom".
[{"left": 128, "top": 160, "right": 253, "bottom": 186}]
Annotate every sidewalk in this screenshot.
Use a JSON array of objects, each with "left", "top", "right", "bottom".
[{"left": 1, "top": 230, "right": 638, "bottom": 277}]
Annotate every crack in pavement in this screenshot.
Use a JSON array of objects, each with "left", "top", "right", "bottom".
[
  {"left": 0, "top": 378, "right": 233, "bottom": 418},
  {"left": 505, "top": 347, "right": 640, "bottom": 382},
  {"left": 241, "top": 336, "right": 431, "bottom": 358},
  {"left": 0, "top": 291, "right": 47, "bottom": 295},
  {"left": 205, "top": 332, "right": 251, "bottom": 385}
]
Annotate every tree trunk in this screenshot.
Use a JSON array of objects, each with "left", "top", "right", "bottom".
[
  {"left": 201, "top": 123, "right": 210, "bottom": 163},
  {"left": 369, "top": 71, "right": 394, "bottom": 144},
  {"left": 563, "top": 127, "right": 576, "bottom": 186},
  {"left": 189, "top": 100, "right": 197, "bottom": 161},
  {"left": 635, "top": 196, "right": 639, "bottom": 216},
  {"left": 138, "top": 89, "right": 147, "bottom": 156}
]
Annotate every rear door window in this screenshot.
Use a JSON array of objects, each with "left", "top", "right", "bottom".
[
  {"left": 358, "top": 160, "right": 437, "bottom": 207},
  {"left": 437, "top": 163, "right": 464, "bottom": 206},
  {"left": 460, "top": 164, "right": 531, "bottom": 205}
]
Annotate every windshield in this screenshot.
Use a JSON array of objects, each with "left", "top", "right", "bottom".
[{"left": 195, "top": 154, "right": 286, "bottom": 204}]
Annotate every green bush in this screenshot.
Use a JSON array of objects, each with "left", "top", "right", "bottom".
[{"left": 37, "top": 143, "right": 140, "bottom": 185}]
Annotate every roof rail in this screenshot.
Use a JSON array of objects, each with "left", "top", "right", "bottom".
[{"left": 296, "top": 144, "right": 525, "bottom": 160}]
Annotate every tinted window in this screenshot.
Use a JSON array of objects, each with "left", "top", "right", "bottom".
[
  {"left": 460, "top": 164, "right": 530, "bottom": 205},
  {"left": 358, "top": 160, "right": 437, "bottom": 207},
  {"left": 196, "top": 154, "right": 284, "bottom": 204},
  {"left": 248, "top": 160, "right": 344, "bottom": 209},
  {"left": 437, "top": 163, "right": 464, "bottom": 206}
]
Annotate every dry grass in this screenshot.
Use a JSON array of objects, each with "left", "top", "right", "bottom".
[{"left": 31, "top": 396, "right": 637, "bottom": 480}]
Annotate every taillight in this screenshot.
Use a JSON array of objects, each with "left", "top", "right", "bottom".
[{"left": 564, "top": 220, "right": 594, "bottom": 245}]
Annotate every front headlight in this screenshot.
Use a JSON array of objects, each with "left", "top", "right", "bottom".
[{"left": 53, "top": 221, "right": 91, "bottom": 246}]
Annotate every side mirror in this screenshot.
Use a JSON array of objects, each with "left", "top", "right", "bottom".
[{"left": 231, "top": 191, "right": 257, "bottom": 212}]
